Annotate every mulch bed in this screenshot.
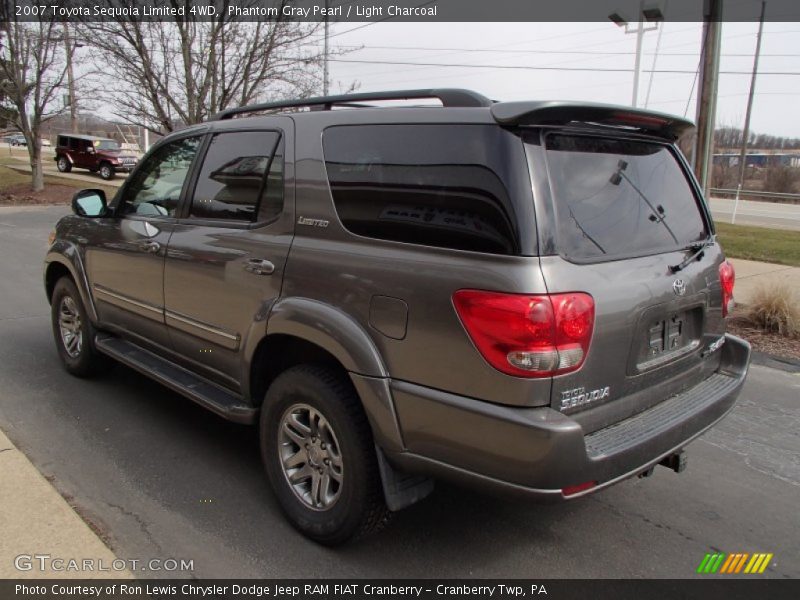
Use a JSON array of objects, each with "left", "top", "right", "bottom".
[
  {"left": 0, "top": 183, "right": 72, "bottom": 205},
  {"left": 727, "top": 306, "right": 800, "bottom": 361}
]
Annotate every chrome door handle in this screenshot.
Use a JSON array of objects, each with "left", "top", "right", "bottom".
[
  {"left": 139, "top": 240, "right": 161, "bottom": 254},
  {"left": 244, "top": 258, "right": 275, "bottom": 275}
]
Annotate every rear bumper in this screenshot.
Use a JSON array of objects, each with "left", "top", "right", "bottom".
[{"left": 387, "top": 334, "right": 750, "bottom": 500}]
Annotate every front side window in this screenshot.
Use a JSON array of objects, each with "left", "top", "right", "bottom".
[
  {"left": 96, "top": 140, "right": 121, "bottom": 151},
  {"left": 543, "top": 134, "right": 707, "bottom": 261},
  {"left": 188, "top": 131, "right": 283, "bottom": 222},
  {"left": 119, "top": 136, "right": 201, "bottom": 217},
  {"left": 323, "top": 124, "right": 522, "bottom": 255}
]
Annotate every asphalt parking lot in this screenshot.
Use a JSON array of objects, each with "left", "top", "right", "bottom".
[{"left": 0, "top": 205, "right": 798, "bottom": 579}]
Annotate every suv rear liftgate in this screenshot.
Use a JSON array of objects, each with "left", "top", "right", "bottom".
[{"left": 389, "top": 101, "right": 750, "bottom": 500}]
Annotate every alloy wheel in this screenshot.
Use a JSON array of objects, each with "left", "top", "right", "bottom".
[
  {"left": 58, "top": 296, "right": 83, "bottom": 358},
  {"left": 278, "top": 403, "right": 343, "bottom": 511}
]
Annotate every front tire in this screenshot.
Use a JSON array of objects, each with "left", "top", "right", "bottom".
[
  {"left": 260, "top": 364, "right": 390, "bottom": 545},
  {"left": 99, "top": 163, "right": 115, "bottom": 180},
  {"left": 51, "top": 278, "right": 113, "bottom": 377},
  {"left": 57, "top": 156, "right": 72, "bottom": 172}
]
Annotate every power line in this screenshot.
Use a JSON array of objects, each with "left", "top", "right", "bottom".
[
  {"left": 325, "top": 25, "right": 631, "bottom": 82},
  {"left": 327, "top": 0, "right": 437, "bottom": 39},
  {"left": 328, "top": 58, "right": 800, "bottom": 76},
  {"left": 329, "top": 45, "right": 800, "bottom": 58}
]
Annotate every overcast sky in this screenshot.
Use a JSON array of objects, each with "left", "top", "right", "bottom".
[{"left": 319, "top": 20, "right": 800, "bottom": 138}]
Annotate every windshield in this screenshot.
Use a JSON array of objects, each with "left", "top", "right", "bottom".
[
  {"left": 543, "top": 134, "right": 707, "bottom": 261},
  {"left": 95, "top": 140, "right": 121, "bottom": 151}
]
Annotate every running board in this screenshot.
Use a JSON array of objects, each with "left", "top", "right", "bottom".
[{"left": 94, "top": 334, "right": 257, "bottom": 424}]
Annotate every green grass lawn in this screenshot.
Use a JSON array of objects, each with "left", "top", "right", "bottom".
[
  {"left": 0, "top": 162, "right": 117, "bottom": 200},
  {"left": 716, "top": 222, "right": 800, "bottom": 267}
]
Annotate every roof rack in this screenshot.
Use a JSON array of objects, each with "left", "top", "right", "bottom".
[{"left": 211, "top": 89, "right": 493, "bottom": 121}]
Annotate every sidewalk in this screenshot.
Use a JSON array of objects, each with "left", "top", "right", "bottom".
[
  {"left": 0, "top": 429, "right": 130, "bottom": 579},
  {"left": 729, "top": 258, "right": 800, "bottom": 306}
]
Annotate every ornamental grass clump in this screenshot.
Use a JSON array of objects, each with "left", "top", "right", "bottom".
[{"left": 747, "top": 283, "right": 800, "bottom": 338}]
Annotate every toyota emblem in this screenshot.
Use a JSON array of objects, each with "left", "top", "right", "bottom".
[{"left": 673, "top": 279, "right": 687, "bottom": 296}]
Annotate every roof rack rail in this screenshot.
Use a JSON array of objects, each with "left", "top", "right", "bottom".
[{"left": 211, "top": 88, "right": 493, "bottom": 120}]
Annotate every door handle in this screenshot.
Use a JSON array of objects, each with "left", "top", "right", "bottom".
[
  {"left": 244, "top": 258, "right": 275, "bottom": 275},
  {"left": 139, "top": 240, "right": 161, "bottom": 254}
]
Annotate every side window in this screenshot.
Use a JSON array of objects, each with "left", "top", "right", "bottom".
[
  {"left": 189, "top": 131, "right": 283, "bottom": 222},
  {"left": 57, "top": 136, "right": 67, "bottom": 148},
  {"left": 323, "top": 124, "right": 519, "bottom": 255},
  {"left": 119, "top": 136, "right": 201, "bottom": 217}
]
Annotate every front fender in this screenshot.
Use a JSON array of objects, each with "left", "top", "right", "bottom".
[{"left": 44, "top": 242, "right": 98, "bottom": 322}]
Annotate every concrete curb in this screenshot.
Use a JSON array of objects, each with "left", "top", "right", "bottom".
[
  {"left": 750, "top": 351, "right": 800, "bottom": 373},
  {"left": 0, "top": 429, "right": 131, "bottom": 579}
]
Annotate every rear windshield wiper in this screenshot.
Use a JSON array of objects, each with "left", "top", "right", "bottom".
[
  {"left": 669, "top": 237, "right": 714, "bottom": 273},
  {"left": 610, "top": 160, "right": 679, "bottom": 245}
]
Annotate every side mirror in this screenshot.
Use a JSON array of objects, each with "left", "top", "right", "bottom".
[{"left": 72, "top": 189, "right": 108, "bottom": 217}]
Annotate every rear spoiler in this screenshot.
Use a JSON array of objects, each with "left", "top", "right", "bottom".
[{"left": 491, "top": 101, "right": 694, "bottom": 141}]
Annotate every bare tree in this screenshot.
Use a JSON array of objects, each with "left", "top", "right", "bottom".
[
  {"left": 0, "top": 7, "right": 69, "bottom": 190},
  {"left": 82, "top": 2, "right": 325, "bottom": 134}
]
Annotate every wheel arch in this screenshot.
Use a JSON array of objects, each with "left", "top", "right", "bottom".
[
  {"left": 44, "top": 248, "right": 98, "bottom": 322},
  {"left": 261, "top": 297, "right": 388, "bottom": 379},
  {"left": 246, "top": 298, "right": 404, "bottom": 453}
]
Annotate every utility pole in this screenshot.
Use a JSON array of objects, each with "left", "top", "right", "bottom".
[
  {"left": 608, "top": 1, "right": 662, "bottom": 108},
  {"left": 732, "top": 0, "right": 766, "bottom": 224},
  {"left": 632, "top": 14, "right": 645, "bottom": 107},
  {"left": 62, "top": 23, "right": 78, "bottom": 133},
  {"left": 323, "top": 0, "right": 330, "bottom": 95},
  {"left": 693, "top": 0, "right": 723, "bottom": 195},
  {"left": 644, "top": 1, "right": 668, "bottom": 108}
]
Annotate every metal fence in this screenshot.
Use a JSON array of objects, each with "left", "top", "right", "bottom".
[{"left": 710, "top": 188, "right": 800, "bottom": 204}]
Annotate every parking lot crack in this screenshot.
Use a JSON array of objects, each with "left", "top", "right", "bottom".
[
  {"left": 588, "top": 495, "right": 699, "bottom": 545},
  {"left": 106, "top": 502, "right": 164, "bottom": 553}
]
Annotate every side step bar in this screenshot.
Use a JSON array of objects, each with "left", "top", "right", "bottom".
[{"left": 94, "top": 334, "right": 257, "bottom": 424}]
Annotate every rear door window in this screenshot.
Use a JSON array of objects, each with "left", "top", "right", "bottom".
[
  {"left": 188, "top": 131, "right": 283, "bottom": 222},
  {"left": 323, "top": 124, "right": 525, "bottom": 255},
  {"left": 543, "top": 134, "right": 708, "bottom": 261}
]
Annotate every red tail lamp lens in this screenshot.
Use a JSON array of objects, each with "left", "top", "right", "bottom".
[
  {"left": 453, "top": 290, "right": 595, "bottom": 378},
  {"left": 719, "top": 260, "right": 735, "bottom": 317}
]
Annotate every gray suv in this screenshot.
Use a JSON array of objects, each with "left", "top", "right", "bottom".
[{"left": 44, "top": 89, "right": 750, "bottom": 545}]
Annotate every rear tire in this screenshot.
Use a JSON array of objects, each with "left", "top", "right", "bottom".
[
  {"left": 50, "top": 277, "right": 113, "bottom": 377},
  {"left": 260, "top": 364, "right": 390, "bottom": 545},
  {"left": 56, "top": 156, "right": 72, "bottom": 173},
  {"left": 99, "top": 163, "right": 115, "bottom": 180}
]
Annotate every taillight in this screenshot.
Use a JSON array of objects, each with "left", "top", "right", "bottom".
[
  {"left": 452, "top": 290, "right": 595, "bottom": 378},
  {"left": 719, "top": 260, "right": 735, "bottom": 317}
]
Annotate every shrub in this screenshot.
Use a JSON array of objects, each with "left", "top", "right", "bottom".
[
  {"left": 762, "top": 165, "right": 799, "bottom": 194},
  {"left": 746, "top": 283, "right": 800, "bottom": 338},
  {"left": 711, "top": 163, "right": 739, "bottom": 189}
]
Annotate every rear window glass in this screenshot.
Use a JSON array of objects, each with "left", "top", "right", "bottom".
[
  {"left": 544, "top": 134, "right": 707, "bottom": 261},
  {"left": 323, "top": 124, "right": 523, "bottom": 255}
]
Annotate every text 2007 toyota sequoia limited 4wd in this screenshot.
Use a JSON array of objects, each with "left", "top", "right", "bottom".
[{"left": 44, "top": 89, "right": 750, "bottom": 545}]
